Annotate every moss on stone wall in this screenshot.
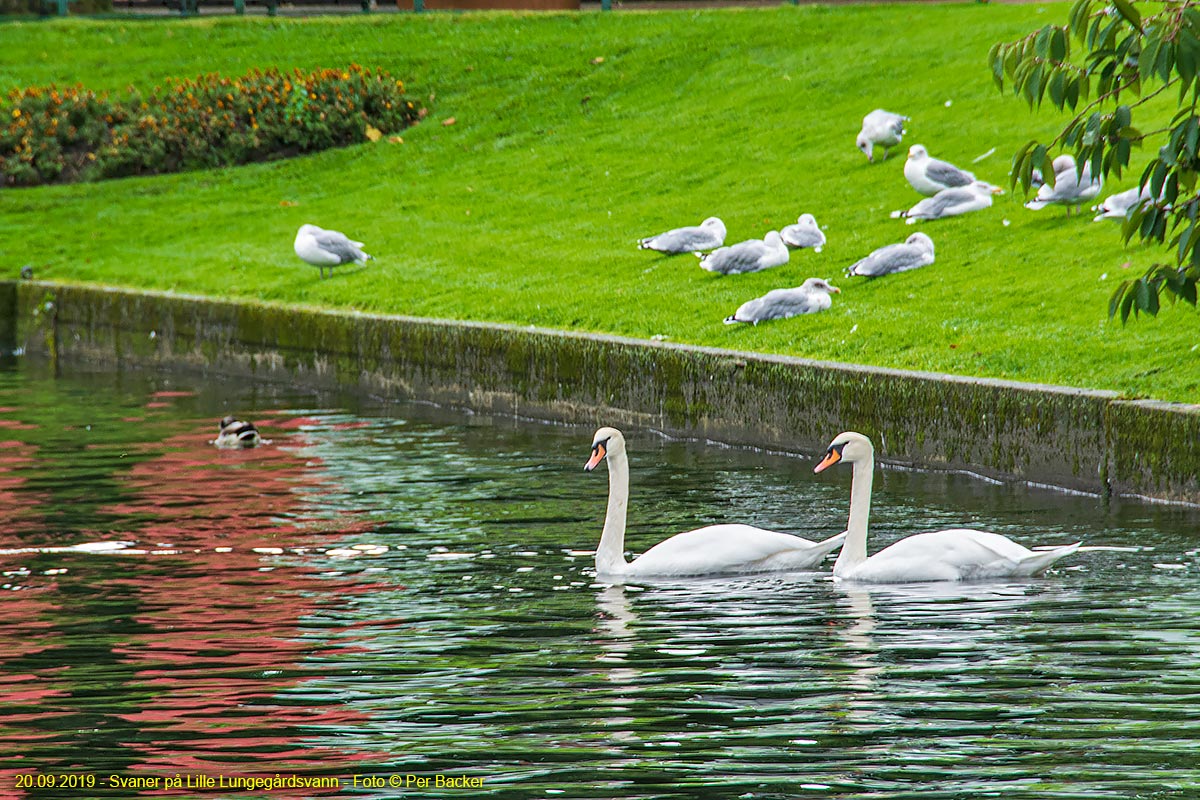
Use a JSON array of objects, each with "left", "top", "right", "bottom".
[{"left": 2, "top": 280, "right": 1197, "bottom": 503}]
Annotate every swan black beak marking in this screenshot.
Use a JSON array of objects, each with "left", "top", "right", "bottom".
[
  {"left": 584, "top": 441, "right": 607, "bottom": 472},
  {"left": 814, "top": 443, "right": 845, "bottom": 474}
]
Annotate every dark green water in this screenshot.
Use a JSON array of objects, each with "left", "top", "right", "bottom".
[{"left": 1, "top": 366, "right": 1198, "bottom": 799}]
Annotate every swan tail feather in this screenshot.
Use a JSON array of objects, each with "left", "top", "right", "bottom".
[
  {"left": 813, "top": 530, "right": 848, "bottom": 558},
  {"left": 1017, "top": 541, "right": 1081, "bottom": 575}
]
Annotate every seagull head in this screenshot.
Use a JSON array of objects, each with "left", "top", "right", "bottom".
[
  {"left": 856, "top": 133, "right": 874, "bottom": 161},
  {"left": 802, "top": 278, "right": 840, "bottom": 295},
  {"left": 907, "top": 144, "right": 928, "bottom": 161},
  {"left": 904, "top": 232, "right": 935, "bottom": 255}
]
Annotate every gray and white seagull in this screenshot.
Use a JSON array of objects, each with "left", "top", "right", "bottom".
[
  {"left": 724, "top": 278, "right": 840, "bottom": 325},
  {"left": 845, "top": 233, "right": 935, "bottom": 277},
  {"left": 780, "top": 214, "right": 827, "bottom": 252},
  {"left": 891, "top": 181, "right": 997, "bottom": 224},
  {"left": 637, "top": 217, "right": 727, "bottom": 254},
  {"left": 294, "top": 224, "right": 373, "bottom": 279},
  {"left": 1025, "top": 155, "right": 1103, "bottom": 215},
  {"left": 856, "top": 109, "right": 909, "bottom": 163},
  {"left": 698, "top": 231, "right": 790, "bottom": 275},
  {"left": 904, "top": 144, "right": 981, "bottom": 196}
]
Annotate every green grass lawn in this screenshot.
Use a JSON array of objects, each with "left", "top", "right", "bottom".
[{"left": 1, "top": 4, "right": 1197, "bottom": 401}]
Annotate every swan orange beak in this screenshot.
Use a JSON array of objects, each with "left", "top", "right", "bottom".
[
  {"left": 584, "top": 442, "right": 607, "bottom": 472},
  {"left": 813, "top": 446, "right": 842, "bottom": 473}
]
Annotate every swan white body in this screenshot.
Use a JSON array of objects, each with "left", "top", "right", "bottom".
[
  {"left": 637, "top": 217, "right": 727, "bottom": 254},
  {"left": 904, "top": 144, "right": 977, "bottom": 196},
  {"left": 294, "top": 224, "right": 373, "bottom": 278},
  {"left": 779, "top": 214, "right": 827, "bottom": 252},
  {"left": 698, "top": 231, "right": 789, "bottom": 275},
  {"left": 814, "top": 431, "right": 1081, "bottom": 583},
  {"left": 856, "top": 109, "right": 909, "bottom": 163},
  {"left": 586, "top": 427, "right": 846, "bottom": 578}
]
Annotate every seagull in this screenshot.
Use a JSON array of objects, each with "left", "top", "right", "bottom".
[
  {"left": 856, "top": 109, "right": 909, "bottom": 163},
  {"left": 1025, "top": 155, "right": 1103, "bottom": 215},
  {"left": 904, "top": 144, "right": 980, "bottom": 196},
  {"left": 1093, "top": 185, "right": 1153, "bottom": 222},
  {"left": 293, "top": 224, "right": 373, "bottom": 279},
  {"left": 637, "top": 217, "right": 727, "bottom": 254},
  {"left": 698, "top": 231, "right": 789, "bottom": 275},
  {"left": 724, "top": 278, "right": 840, "bottom": 325},
  {"left": 845, "top": 233, "right": 935, "bottom": 277},
  {"left": 891, "top": 181, "right": 998, "bottom": 224},
  {"left": 214, "top": 416, "right": 262, "bottom": 449},
  {"left": 779, "top": 214, "right": 826, "bottom": 252}
]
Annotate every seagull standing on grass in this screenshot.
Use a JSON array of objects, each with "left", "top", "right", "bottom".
[
  {"left": 637, "top": 217, "right": 727, "bottom": 254},
  {"left": 845, "top": 233, "right": 935, "bottom": 277},
  {"left": 294, "top": 224, "right": 373, "bottom": 279},
  {"left": 891, "top": 181, "right": 999, "bottom": 224},
  {"left": 856, "top": 109, "right": 909, "bottom": 163},
  {"left": 904, "top": 145, "right": 981, "bottom": 196},
  {"left": 724, "top": 278, "right": 840, "bottom": 325},
  {"left": 698, "top": 231, "right": 790, "bottom": 275},
  {"left": 780, "top": 214, "right": 827, "bottom": 252},
  {"left": 1025, "top": 155, "right": 1103, "bottom": 215}
]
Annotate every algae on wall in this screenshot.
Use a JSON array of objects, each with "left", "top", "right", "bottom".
[{"left": 4, "top": 280, "right": 1199, "bottom": 504}]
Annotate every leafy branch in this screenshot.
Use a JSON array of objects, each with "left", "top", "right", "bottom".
[{"left": 991, "top": 0, "right": 1200, "bottom": 323}]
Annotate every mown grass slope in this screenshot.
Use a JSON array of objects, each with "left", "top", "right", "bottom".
[{"left": 1, "top": 4, "right": 1196, "bottom": 401}]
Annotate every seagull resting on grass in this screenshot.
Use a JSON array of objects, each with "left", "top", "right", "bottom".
[
  {"left": 891, "top": 181, "right": 999, "bottom": 224},
  {"left": 845, "top": 233, "right": 935, "bottom": 277},
  {"left": 779, "top": 214, "right": 827, "bottom": 252},
  {"left": 698, "top": 231, "right": 790, "bottom": 275},
  {"left": 724, "top": 278, "right": 840, "bottom": 325},
  {"left": 637, "top": 217, "right": 727, "bottom": 254}
]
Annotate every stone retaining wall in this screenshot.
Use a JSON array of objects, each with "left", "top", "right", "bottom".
[{"left": 2, "top": 280, "right": 1197, "bottom": 503}]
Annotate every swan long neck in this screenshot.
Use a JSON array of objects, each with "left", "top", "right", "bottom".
[
  {"left": 596, "top": 448, "right": 630, "bottom": 575},
  {"left": 833, "top": 453, "right": 874, "bottom": 577}
]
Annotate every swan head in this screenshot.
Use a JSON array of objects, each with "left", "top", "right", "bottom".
[
  {"left": 813, "top": 431, "right": 874, "bottom": 473},
  {"left": 585, "top": 427, "right": 626, "bottom": 471}
]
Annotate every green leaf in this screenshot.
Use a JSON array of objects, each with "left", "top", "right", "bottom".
[
  {"left": 1109, "top": 280, "right": 1130, "bottom": 318},
  {"left": 1120, "top": 285, "right": 1136, "bottom": 322},
  {"left": 1050, "top": 27, "right": 1068, "bottom": 61},
  {"left": 988, "top": 42, "right": 1005, "bottom": 90},
  {"left": 1049, "top": 68, "right": 1066, "bottom": 108},
  {"left": 1112, "top": 0, "right": 1143, "bottom": 33},
  {"left": 1134, "top": 277, "right": 1153, "bottom": 315}
]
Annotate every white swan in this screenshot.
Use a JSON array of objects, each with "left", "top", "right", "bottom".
[
  {"left": 584, "top": 427, "right": 846, "bottom": 578},
  {"left": 813, "top": 431, "right": 1081, "bottom": 583}
]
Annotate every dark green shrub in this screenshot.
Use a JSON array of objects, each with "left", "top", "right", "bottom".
[{"left": 0, "top": 64, "right": 423, "bottom": 186}]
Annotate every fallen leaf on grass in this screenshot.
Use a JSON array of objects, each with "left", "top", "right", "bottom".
[
  {"left": 279, "top": 200, "right": 298, "bottom": 207},
  {"left": 591, "top": 56, "right": 605, "bottom": 65},
  {"left": 442, "top": 116, "right": 457, "bottom": 127},
  {"left": 389, "top": 136, "right": 404, "bottom": 144},
  {"left": 365, "top": 124, "right": 383, "bottom": 142}
]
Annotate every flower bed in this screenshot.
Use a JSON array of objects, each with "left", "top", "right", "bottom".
[{"left": 0, "top": 64, "right": 422, "bottom": 187}]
